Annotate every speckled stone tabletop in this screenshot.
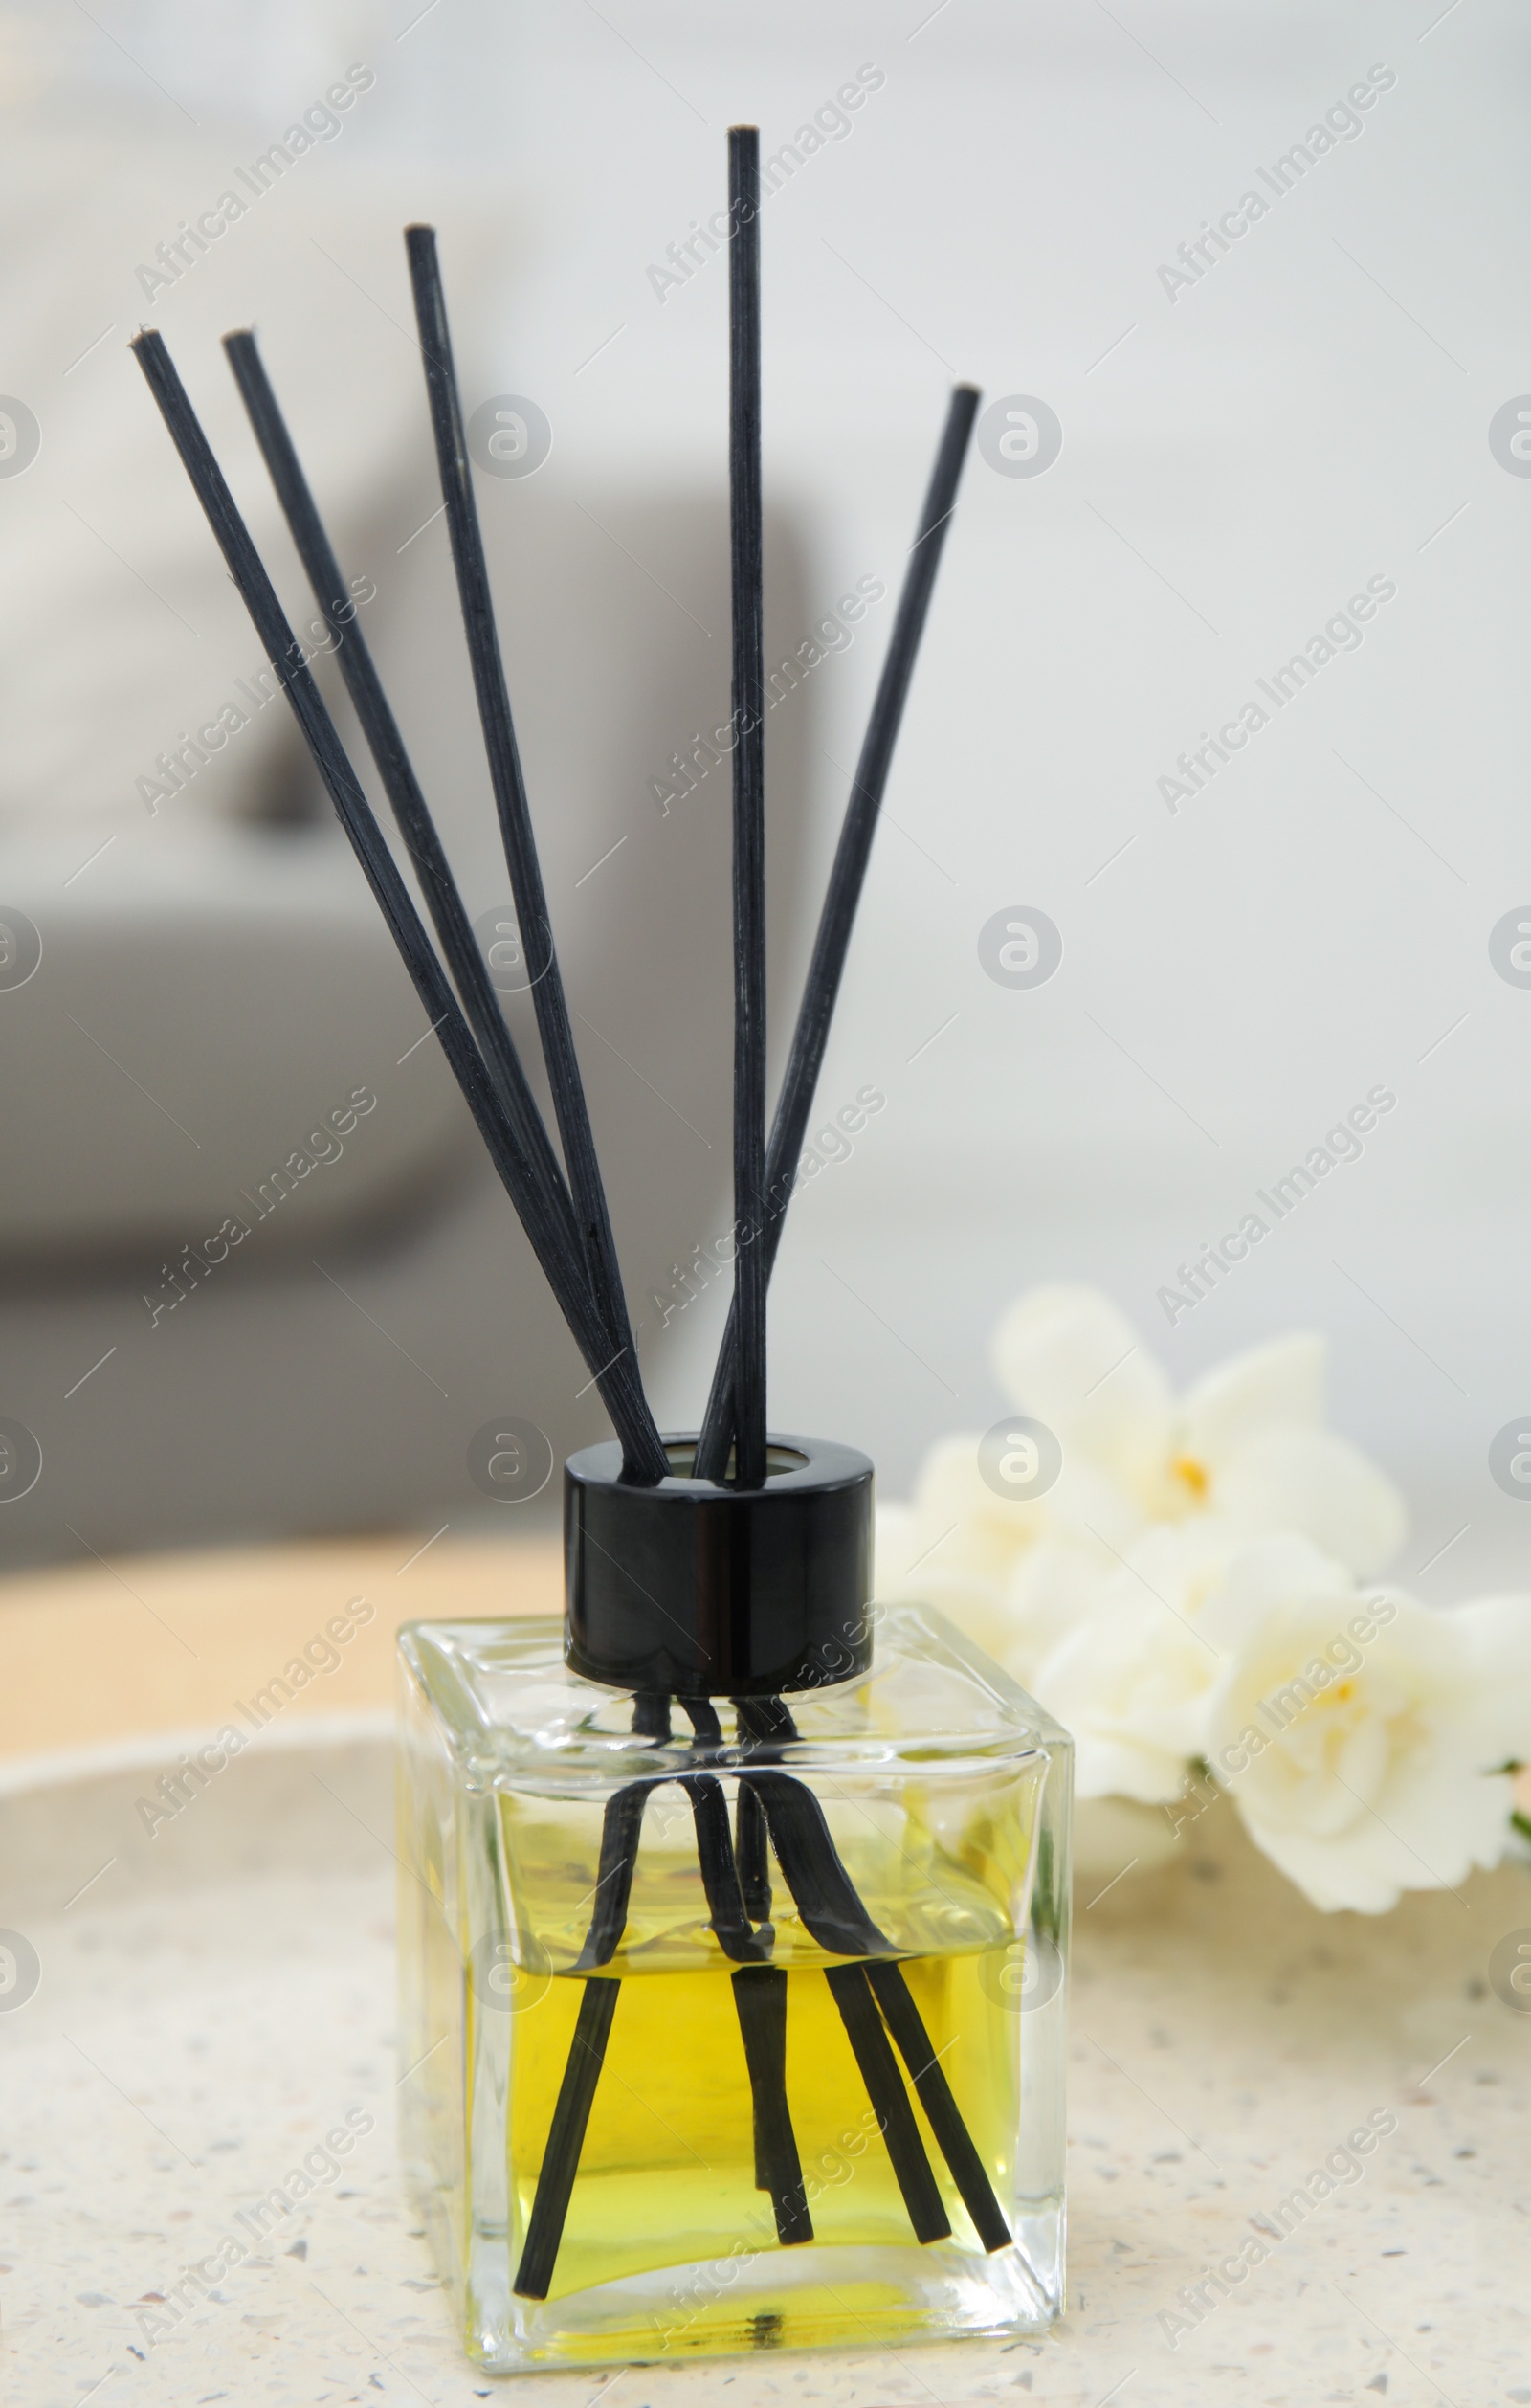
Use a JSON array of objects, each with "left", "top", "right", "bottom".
[
  {"left": 2, "top": 1715, "right": 1528, "bottom": 2408},
  {"left": 0, "top": 1534, "right": 1526, "bottom": 2403}
]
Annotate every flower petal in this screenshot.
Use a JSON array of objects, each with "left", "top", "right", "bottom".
[
  {"left": 898, "top": 1567, "right": 1019, "bottom": 1674},
  {"left": 1213, "top": 1427, "right": 1407, "bottom": 1577},
  {"left": 1032, "top": 1581, "right": 1217, "bottom": 1803},
  {"left": 1179, "top": 1332, "right": 1325, "bottom": 1468},
  {"left": 989, "top": 1284, "right": 1172, "bottom": 1493},
  {"left": 1444, "top": 1594, "right": 1531, "bottom": 1766},
  {"left": 1197, "top": 1534, "right": 1352, "bottom": 1651},
  {"left": 905, "top": 1431, "right": 1052, "bottom": 1583},
  {"left": 1237, "top": 1769, "right": 1514, "bottom": 1914},
  {"left": 1203, "top": 1568, "right": 1512, "bottom": 1911},
  {"left": 1003, "top": 1536, "right": 1117, "bottom": 1686},
  {"left": 1108, "top": 1516, "right": 1249, "bottom": 1619},
  {"left": 1038, "top": 1455, "right": 1148, "bottom": 1559}
]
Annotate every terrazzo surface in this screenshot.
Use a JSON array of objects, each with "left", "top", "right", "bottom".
[{"left": 1, "top": 1728, "right": 1528, "bottom": 2407}]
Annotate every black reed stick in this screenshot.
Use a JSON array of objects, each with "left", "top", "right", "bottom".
[
  {"left": 694, "top": 383, "right": 981, "bottom": 1482},
  {"left": 571, "top": 1783, "right": 648, "bottom": 1971},
  {"left": 220, "top": 332, "right": 645, "bottom": 1436},
  {"left": 683, "top": 1770, "right": 815, "bottom": 2243},
  {"left": 130, "top": 330, "right": 660, "bottom": 1472},
  {"left": 681, "top": 1774, "right": 770, "bottom": 1961},
  {"left": 732, "top": 1966, "right": 812, "bottom": 2244},
  {"left": 735, "top": 1785, "right": 771, "bottom": 1923},
  {"left": 727, "top": 127, "right": 767, "bottom": 1489},
  {"left": 677, "top": 1698, "right": 810, "bottom": 2247},
  {"left": 523, "top": 1700, "right": 664, "bottom": 2296},
  {"left": 514, "top": 1975, "right": 619, "bottom": 2300},
  {"left": 742, "top": 1769, "right": 893, "bottom": 1957},
  {"left": 404, "top": 226, "right": 651, "bottom": 1456},
  {"left": 824, "top": 1964, "right": 951, "bottom": 2245},
  {"left": 864, "top": 1961, "right": 1010, "bottom": 2251}
]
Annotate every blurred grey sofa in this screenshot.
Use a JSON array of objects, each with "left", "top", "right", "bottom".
[{"left": 0, "top": 478, "right": 817, "bottom": 1567}]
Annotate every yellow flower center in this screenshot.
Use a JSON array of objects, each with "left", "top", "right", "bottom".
[{"left": 1170, "top": 1454, "right": 1209, "bottom": 1500}]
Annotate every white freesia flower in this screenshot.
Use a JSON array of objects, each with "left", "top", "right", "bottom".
[
  {"left": 991, "top": 1285, "right": 1407, "bottom": 1576},
  {"left": 1199, "top": 1537, "right": 1531, "bottom": 1913},
  {"left": 882, "top": 1283, "right": 1528, "bottom": 1916},
  {"left": 881, "top": 1283, "right": 1406, "bottom": 1695}
]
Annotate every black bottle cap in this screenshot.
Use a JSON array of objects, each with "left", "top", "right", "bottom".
[{"left": 564, "top": 1432, "right": 874, "bottom": 1698}]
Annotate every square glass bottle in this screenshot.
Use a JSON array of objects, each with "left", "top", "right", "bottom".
[{"left": 396, "top": 1439, "right": 1071, "bottom": 2372}]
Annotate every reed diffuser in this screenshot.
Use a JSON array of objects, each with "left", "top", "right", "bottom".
[{"left": 134, "top": 127, "right": 1072, "bottom": 2373}]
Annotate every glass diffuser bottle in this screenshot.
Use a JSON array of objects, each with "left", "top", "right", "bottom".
[
  {"left": 397, "top": 1436, "right": 1070, "bottom": 2370},
  {"left": 133, "top": 109, "right": 1072, "bottom": 2383}
]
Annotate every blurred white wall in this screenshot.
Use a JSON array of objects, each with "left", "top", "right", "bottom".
[{"left": 2, "top": 0, "right": 1528, "bottom": 1591}]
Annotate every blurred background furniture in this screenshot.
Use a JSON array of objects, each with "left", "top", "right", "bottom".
[{"left": 2, "top": 0, "right": 1528, "bottom": 1597}]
